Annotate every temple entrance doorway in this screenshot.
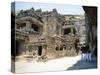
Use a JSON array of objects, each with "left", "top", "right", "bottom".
[
  {"left": 16, "top": 40, "right": 25, "bottom": 56},
  {"left": 38, "top": 46, "right": 42, "bottom": 56}
]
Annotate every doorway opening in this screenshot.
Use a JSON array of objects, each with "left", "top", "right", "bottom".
[
  {"left": 38, "top": 46, "right": 42, "bottom": 56},
  {"left": 16, "top": 40, "right": 24, "bottom": 56},
  {"left": 32, "top": 24, "right": 39, "bottom": 32},
  {"left": 64, "top": 28, "right": 71, "bottom": 35}
]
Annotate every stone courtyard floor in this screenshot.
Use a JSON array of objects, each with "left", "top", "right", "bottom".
[{"left": 15, "top": 55, "right": 97, "bottom": 73}]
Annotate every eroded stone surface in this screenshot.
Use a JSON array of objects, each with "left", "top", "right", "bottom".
[{"left": 14, "top": 8, "right": 85, "bottom": 60}]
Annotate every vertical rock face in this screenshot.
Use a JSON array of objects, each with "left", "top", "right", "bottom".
[
  {"left": 15, "top": 8, "right": 84, "bottom": 59},
  {"left": 83, "top": 6, "right": 97, "bottom": 25},
  {"left": 83, "top": 6, "right": 97, "bottom": 56}
]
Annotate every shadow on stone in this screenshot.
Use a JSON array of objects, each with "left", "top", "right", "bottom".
[{"left": 67, "top": 58, "right": 97, "bottom": 70}]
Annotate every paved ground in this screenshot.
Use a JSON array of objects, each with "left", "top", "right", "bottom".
[{"left": 15, "top": 55, "right": 97, "bottom": 73}]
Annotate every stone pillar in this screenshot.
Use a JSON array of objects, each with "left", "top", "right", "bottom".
[
  {"left": 26, "top": 21, "right": 31, "bottom": 31},
  {"left": 71, "top": 28, "right": 74, "bottom": 34},
  {"left": 42, "top": 16, "right": 48, "bottom": 36},
  {"left": 58, "top": 25, "right": 62, "bottom": 35},
  {"left": 42, "top": 45, "right": 47, "bottom": 56},
  {"left": 26, "top": 21, "right": 31, "bottom": 28}
]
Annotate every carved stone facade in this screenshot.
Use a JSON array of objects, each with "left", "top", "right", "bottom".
[{"left": 15, "top": 8, "right": 84, "bottom": 60}]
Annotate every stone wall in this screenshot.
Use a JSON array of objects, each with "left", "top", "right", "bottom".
[{"left": 15, "top": 8, "right": 83, "bottom": 60}]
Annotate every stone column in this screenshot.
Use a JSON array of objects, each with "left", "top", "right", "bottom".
[
  {"left": 58, "top": 25, "right": 62, "bottom": 36},
  {"left": 71, "top": 28, "right": 74, "bottom": 34},
  {"left": 42, "top": 16, "right": 48, "bottom": 36},
  {"left": 26, "top": 21, "right": 31, "bottom": 31}
]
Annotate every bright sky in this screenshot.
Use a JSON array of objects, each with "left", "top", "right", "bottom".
[{"left": 15, "top": 2, "right": 85, "bottom": 15}]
